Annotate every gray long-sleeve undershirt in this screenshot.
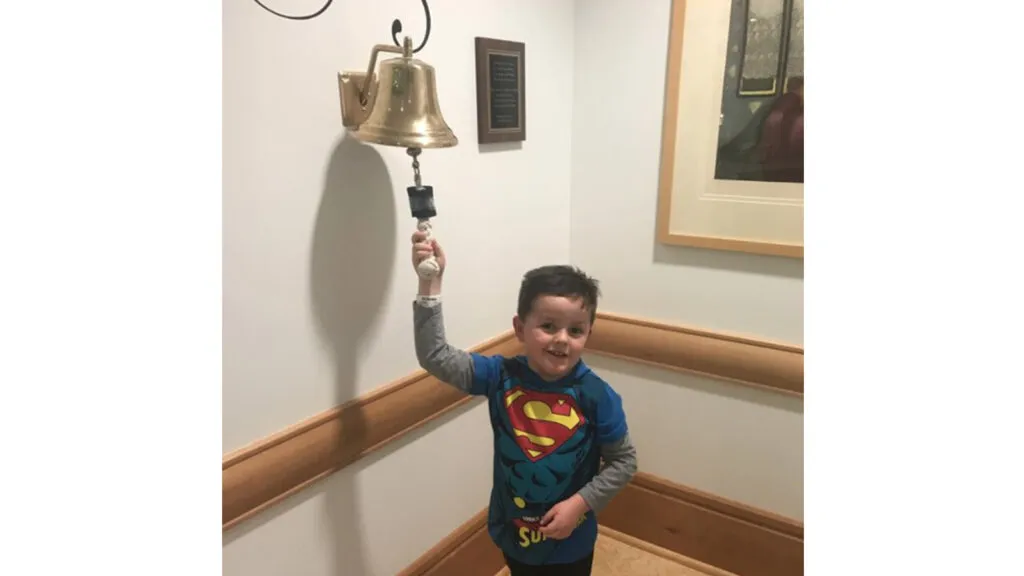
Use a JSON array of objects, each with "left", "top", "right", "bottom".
[{"left": 413, "top": 300, "right": 637, "bottom": 513}]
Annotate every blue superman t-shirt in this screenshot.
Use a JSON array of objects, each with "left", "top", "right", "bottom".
[{"left": 468, "top": 353, "right": 628, "bottom": 565}]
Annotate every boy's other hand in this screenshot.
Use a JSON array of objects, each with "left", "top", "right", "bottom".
[{"left": 538, "top": 494, "right": 589, "bottom": 540}]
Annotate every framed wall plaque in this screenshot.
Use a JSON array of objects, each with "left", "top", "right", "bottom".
[
  {"left": 656, "top": 0, "right": 804, "bottom": 258},
  {"left": 474, "top": 37, "right": 525, "bottom": 144}
]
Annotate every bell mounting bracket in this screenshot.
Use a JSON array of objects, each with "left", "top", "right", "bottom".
[
  {"left": 338, "top": 39, "right": 413, "bottom": 129},
  {"left": 337, "top": 71, "right": 374, "bottom": 129}
]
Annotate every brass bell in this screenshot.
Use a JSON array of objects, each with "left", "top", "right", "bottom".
[{"left": 338, "top": 36, "right": 458, "bottom": 149}]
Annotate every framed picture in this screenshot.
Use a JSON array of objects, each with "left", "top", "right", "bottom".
[
  {"left": 474, "top": 37, "right": 526, "bottom": 144},
  {"left": 655, "top": 0, "right": 804, "bottom": 258}
]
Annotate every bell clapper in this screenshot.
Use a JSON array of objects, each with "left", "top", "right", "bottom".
[{"left": 406, "top": 147, "right": 441, "bottom": 279}]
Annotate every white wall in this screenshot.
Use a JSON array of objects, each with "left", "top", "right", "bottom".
[
  {"left": 571, "top": 0, "right": 804, "bottom": 519},
  {"left": 570, "top": 0, "right": 802, "bottom": 344},
  {"left": 222, "top": 0, "right": 574, "bottom": 574},
  {"left": 583, "top": 355, "right": 804, "bottom": 520}
]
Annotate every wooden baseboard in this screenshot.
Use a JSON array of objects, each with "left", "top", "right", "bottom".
[
  {"left": 396, "top": 509, "right": 504, "bottom": 576},
  {"left": 599, "top": 472, "right": 803, "bottom": 576},
  {"left": 223, "top": 311, "right": 802, "bottom": 532},
  {"left": 399, "top": 471, "right": 802, "bottom": 576}
]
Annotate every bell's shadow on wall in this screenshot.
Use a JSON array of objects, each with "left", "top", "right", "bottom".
[{"left": 310, "top": 134, "right": 397, "bottom": 575}]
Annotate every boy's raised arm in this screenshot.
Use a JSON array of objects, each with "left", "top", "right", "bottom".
[{"left": 413, "top": 297, "right": 475, "bottom": 394}]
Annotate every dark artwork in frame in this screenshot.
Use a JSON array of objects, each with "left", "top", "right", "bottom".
[
  {"left": 475, "top": 37, "right": 526, "bottom": 144},
  {"left": 714, "top": 0, "right": 804, "bottom": 184}
]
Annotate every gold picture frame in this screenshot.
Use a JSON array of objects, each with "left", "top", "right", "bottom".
[{"left": 656, "top": 0, "right": 804, "bottom": 258}]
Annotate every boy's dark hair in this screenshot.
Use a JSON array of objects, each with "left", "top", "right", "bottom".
[{"left": 517, "top": 265, "right": 601, "bottom": 323}]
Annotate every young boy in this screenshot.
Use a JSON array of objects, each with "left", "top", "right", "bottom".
[{"left": 411, "top": 231, "right": 638, "bottom": 576}]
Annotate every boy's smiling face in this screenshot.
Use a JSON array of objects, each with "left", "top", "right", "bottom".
[{"left": 513, "top": 295, "right": 593, "bottom": 381}]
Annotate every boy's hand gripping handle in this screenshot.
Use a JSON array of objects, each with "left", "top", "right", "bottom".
[{"left": 415, "top": 219, "right": 441, "bottom": 279}]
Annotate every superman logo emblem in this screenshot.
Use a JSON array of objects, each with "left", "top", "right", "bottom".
[{"left": 503, "top": 387, "right": 585, "bottom": 462}]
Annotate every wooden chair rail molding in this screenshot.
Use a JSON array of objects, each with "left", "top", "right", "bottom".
[
  {"left": 223, "top": 312, "right": 803, "bottom": 531},
  {"left": 590, "top": 312, "right": 803, "bottom": 397},
  {"left": 221, "top": 331, "right": 522, "bottom": 531},
  {"left": 400, "top": 471, "right": 804, "bottom": 576}
]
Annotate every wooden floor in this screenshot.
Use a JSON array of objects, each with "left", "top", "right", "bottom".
[{"left": 494, "top": 526, "right": 737, "bottom": 576}]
